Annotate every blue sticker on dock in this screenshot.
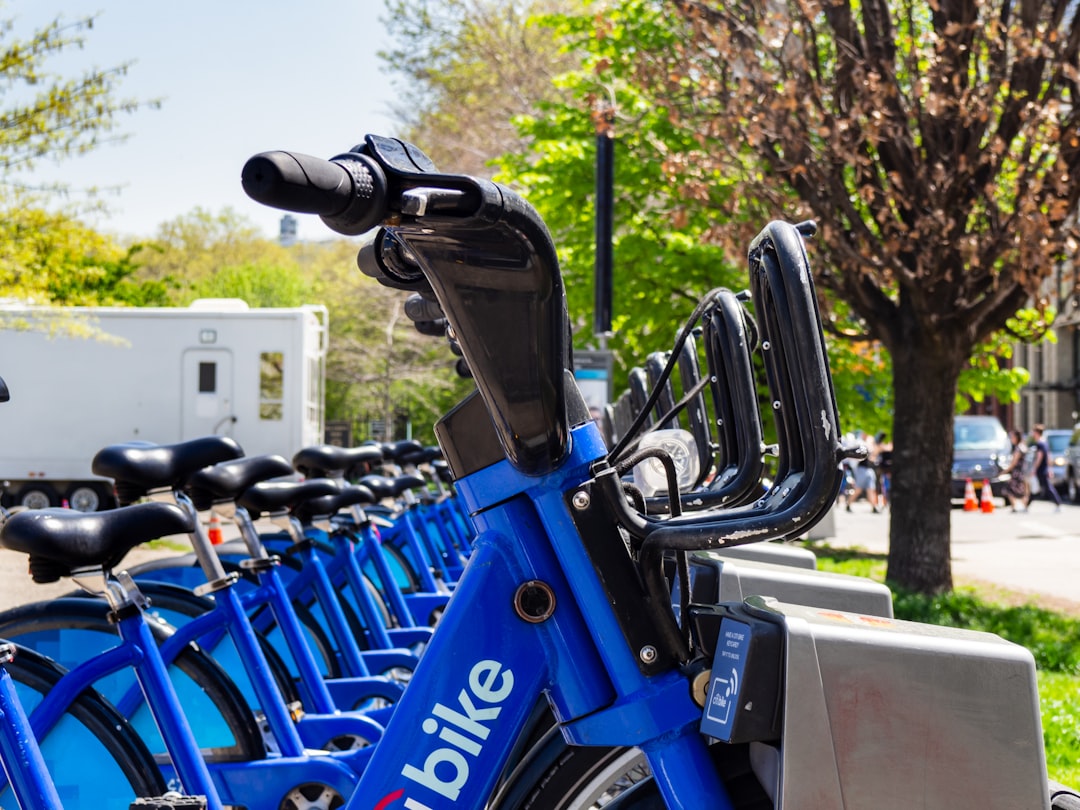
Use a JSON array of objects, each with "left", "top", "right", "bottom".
[{"left": 700, "top": 619, "right": 751, "bottom": 740}]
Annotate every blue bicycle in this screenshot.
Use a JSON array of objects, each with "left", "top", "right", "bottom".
[
  {"left": 237, "top": 135, "right": 1071, "bottom": 808},
  {"left": 0, "top": 374, "right": 172, "bottom": 810},
  {"left": 235, "top": 137, "right": 839, "bottom": 809}
]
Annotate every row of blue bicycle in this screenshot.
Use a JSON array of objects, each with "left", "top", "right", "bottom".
[{"left": 0, "top": 422, "right": 477, "bottom": 809}]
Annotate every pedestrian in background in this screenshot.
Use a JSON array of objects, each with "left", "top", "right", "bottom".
[
  {"left": 875, "top": 431, "right": 892, "bottom": 508},
  {"left": 1025, "top": 424, "right": 1063, "bottom": 512},
  {"left": 1004, "top": 428, "right": 1029, "bottom": 512},
  {"left": 845, "top": 431, "right": 881, "bottom": 513},
  {"left": 836, "top": 463, "right": 855, "bottom": 510}
]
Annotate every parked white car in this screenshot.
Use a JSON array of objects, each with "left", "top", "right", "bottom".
[{"left": 1064, "top": 426, "right": 1080, "bottom": 502}]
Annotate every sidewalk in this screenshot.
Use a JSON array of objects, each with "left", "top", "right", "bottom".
[{"left": 817, "top": 500, "right": 1080, "bottom": 613}]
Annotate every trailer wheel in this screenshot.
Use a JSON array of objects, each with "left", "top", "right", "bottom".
[
  {"left": 16, "top": 483, "right": 59, "bottom": 510},
  {"left": 66, "top": 483, "right": 105, "bottom": 512}
]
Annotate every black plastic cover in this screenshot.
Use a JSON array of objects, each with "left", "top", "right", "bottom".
[
  {"left": 436, "top": 371, "right": 590, "bottom": 483},
  {"left": 690, "top": 601, "right": 783, "bottom": 744},
  {"left": 355, "top": 135, "right": 571, "bottom": 475}
]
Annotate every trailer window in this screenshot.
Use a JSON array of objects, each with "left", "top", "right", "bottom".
[
  {"left": 260, "top": 351, "right": 283, "bottom": 420},
  {"left": 198, "top": 362, "right": 217, "bottom": 393}
]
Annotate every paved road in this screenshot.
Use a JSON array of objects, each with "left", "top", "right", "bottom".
[
  {"left": 819, "top": 499, "right": 1080, "bottom": 613},
  {"left": 0, "top": 544, "right": 179, "bottom": 610},
  {"left": 0, "top": 501, "right": 1077, "bottom": 613}
]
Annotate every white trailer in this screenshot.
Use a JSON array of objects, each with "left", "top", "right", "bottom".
[{"left": 0, "top": 300, "right": 328, "bottom": 511}]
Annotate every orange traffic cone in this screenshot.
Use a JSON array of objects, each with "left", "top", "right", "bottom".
[
  {"left": 963, "top": 478, "right": 978, "bottom": 511},
  {"left": 980, "top": 480, "right": 995, "bottom": 513},
  {"left": 208, "top": 512, "right": 224, "bottom": 545}
]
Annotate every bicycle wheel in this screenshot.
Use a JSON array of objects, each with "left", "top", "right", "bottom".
[
  {"left": 266, "top": 550, "right": 395, "bottom": 656},
  {"left": 131, "top": 580, "right": 303, "bottom": 707},
  {"left": 363, "top": 538, "right": 423, "bottom": 595},
  {"left": 490, "top": 727, "right": 771, "bottom": 810},
  {"left": 0, "top": 597, "right": 266, "bottom": 763},
  {"left": 1, "top": 642, "right": 167, "bottom": 809},
  {"left": 130, "top": 554, "right": 345, "bottom": 680}
]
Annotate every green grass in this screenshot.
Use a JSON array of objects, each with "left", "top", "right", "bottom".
[
  {"left": 809, "top": 545, "right": 888, "bottom": 582},
  {"left": 1041, "top": 672, "right": 1080, "bottom": 787},
  {"left": 145, "top": 537, "right": 192, "bottom": 553},
  {"left": 891, "top": 589, "right": 1080, "bottom": 674},
  {"left": 803, "top": 541, "right": 1080, "bottom": 787}
]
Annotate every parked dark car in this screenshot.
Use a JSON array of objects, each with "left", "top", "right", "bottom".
[{"left": 951, "top": 415, "right": 1012, "bottom": 502}]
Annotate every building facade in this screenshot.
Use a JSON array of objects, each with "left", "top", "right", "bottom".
[{"left": 1015, "top": 281, "right": 1080, "bottom": 431}]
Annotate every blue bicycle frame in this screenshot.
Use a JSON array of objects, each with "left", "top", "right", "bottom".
[
  {"left": 148, "top": 565, "right": 395, "bottom": 746},
  {"left": 236, "top": 135, "right": 754, "bottom": 810},
  {"left": 24, "top": 569, "right": 369, "bottom": 810},
  {"left": 249, "top": 508, "right": 431, "bottom": 661},
  {"left": 378, "top": 506, "right": 460, "bottom": 593},
  {"left": 0, "top": 647, "right": 63, "bottom": 810},
  {"left": 256, "top": 504, "right": 450, "bottom": 632},
  {"left": 129, "top": 514, "right": 424, "bottom": 691},
  {"left": 345, "top": 418, "right": 734, "bottom": 810},
  {"left": 25, "top": 581, "right": 227, "bottom": 808},
  {"left": 346, "top": 518, "right": 448, "bottom": 629},
  {"left": 295, "top": 517, "right": 438, "bottom": 643},
  {"left": 403, "top": 495, "right": 468, "bottom": 583}
]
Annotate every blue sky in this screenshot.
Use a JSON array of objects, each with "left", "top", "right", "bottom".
[{"left": 6, "top": 1, "right": 400, "bottom": 242}]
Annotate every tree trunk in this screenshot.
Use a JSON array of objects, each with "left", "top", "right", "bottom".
[{"left": 886, "top": 327, "right": 966, "bottom": 595}]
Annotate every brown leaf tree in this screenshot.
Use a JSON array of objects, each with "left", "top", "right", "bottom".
[
  {"left": 648, "top": 0, "right": 1080, "bottom": 592},
  {"left": 379, "top": 0, "right": 575, "bottom": 176}
]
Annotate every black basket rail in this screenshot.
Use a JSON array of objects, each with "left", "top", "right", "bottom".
[
  {"left": 644, "top": 352, "right": 679, "bottom": 432},
  {"left": 627, "top": 368, "right": 651, "bottom": 426},
  {"left": 586, "top": 221, "right": 847, "bottom": 661},
  {"left": 601, "top": 222, "right": 843, "bottom": 542},
  {"left": 701, "top": 290, "right": 766, "bottom": 506},
  {"left": 618, "top": 289, "right": 767, "bottom": 516},
  {"left": 673, "top": 335, "right": 714, "bottom": 491}
]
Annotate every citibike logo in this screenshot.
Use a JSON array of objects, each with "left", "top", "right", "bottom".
[{"left": 376, "top": 658, "right": 515, "bottom": 809}]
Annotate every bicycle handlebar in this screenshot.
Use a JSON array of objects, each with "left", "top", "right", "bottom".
[
  {"left": 243, "top": 135, "right": 572, "bottom": 476},
  {"left": 241, "top": 150, "right": 388, "bottom": 236}
]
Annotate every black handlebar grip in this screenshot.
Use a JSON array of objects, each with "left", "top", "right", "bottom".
[
  {"left": 403, "top": 293, "right": 445, "bottom": 323},
  {"left": 241, "top": 150, "right": 387, "bottom": 235},
  {"left": 242, "top": 151, "right": 353, "bottom": 214}
]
